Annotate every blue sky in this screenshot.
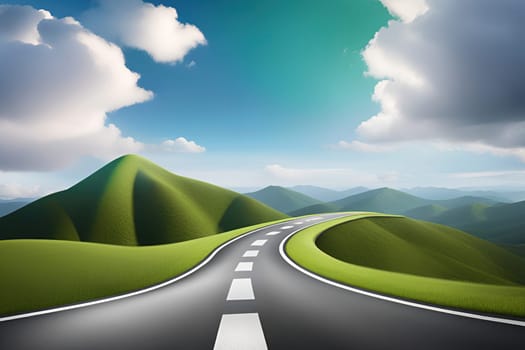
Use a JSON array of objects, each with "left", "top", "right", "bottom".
[{"left": 1, "top": 0, "right": 525, "bottom": 198}]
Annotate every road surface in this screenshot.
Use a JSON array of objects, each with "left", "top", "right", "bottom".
[{"left": 1, "top": 214, "right": 524, "bottom": 349}]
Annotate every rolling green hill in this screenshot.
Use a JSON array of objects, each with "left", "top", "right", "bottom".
[
  {"left": 316, "top": 217, "right": 525, "bottom": 284},
  {"left": 245, "top": 185, "right": 321, "bottom": 214},
  {"left": 287, "top": 214, "right": 525, "bottom": 317},
  {"left": 0, "top": 155, "right": 287, "bottom": 245}
]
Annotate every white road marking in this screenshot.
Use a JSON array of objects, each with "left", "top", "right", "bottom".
[
  {"left": 294, "top": 221, "right": 304, "bottom": 224},
  {"left": 305, "top": 217, "right": 322, "bottom": 221},
  {"left": 235, "top": 262, "right": 253, "bottom": 272},
  {"left": 266, "top": 231, "right": 281, "bottom": 236},
  {"left": 251, "top": 239, "right": 267, "bottom": 246},
  {"left": 243, "top": 250, "right": 259, "bottom": 258},
  {"left": 213, "top": 313, "right": 268, "bottom": 350},
  {"left": 278, "top": 223, "right": 525, "bottom": 328},
  {"left": 281, "top": 225, "right": 294, "bottom": 229},
  {"left": 226, "top": 278, "right": 255, "bottom": 301}
]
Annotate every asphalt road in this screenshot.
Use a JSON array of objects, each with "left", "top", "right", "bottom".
[{"left": 1, "top": 213, "right": 524, "bottom": 349}]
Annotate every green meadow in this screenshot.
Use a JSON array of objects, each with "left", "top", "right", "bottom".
[{"left": 286, "top": 214, "right": 525, "bottom": 317}]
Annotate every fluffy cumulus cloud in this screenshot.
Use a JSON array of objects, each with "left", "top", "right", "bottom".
[
  {"left": 356, "top": 0, "right": 525, "bottom": 161},
  {"left": 0, "top": 5, "right": 153, "bottom": 171},
  {"left": 160, "top": 137, "right": 206, "bottom": 153},
  {"left": 82, "top": 0, "right": 206, "bottom": 63}
]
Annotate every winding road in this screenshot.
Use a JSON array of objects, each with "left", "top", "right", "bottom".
[{"left": 1, "top": 214, "right": 524, "bottom": 349}]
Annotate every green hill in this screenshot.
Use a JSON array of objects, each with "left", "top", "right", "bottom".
[
  {"left": 316, "top": 216, "right": 525, "bottom": 285},
  {"left": 0, "top": 155, "right": 287, "bottom": 245},
  {"left": 287, "top": 214, "right": 525, "bottom": 317},
  {"left": 403, "top": 204, "right": 448, "bottom": 220},
  {"left": 460, "top": 201, "right": 525, "bottom": 245},
  {"left": 245, "top": 185, "right": 321, "bottom": 214}
]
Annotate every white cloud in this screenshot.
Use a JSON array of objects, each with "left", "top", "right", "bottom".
[
  {"left": 0, "top": 5, "right": 153, "bottom": 171},
  {"left": 357, "top": 0, "right": 525, "bottom": 161},
  {"left": 332, "top": 140, "right": 396, "bottom": 153},
  {"left": 379, "top": 0, "right": 428, "bottom": 23},
  {"left": 160, "top": 137, "right": 206, "bottom": 153},
  {"left": 82, "top": 0, "right": 206, "bottom": 64},
  {"left": 186, "top": 60, "right": 196, "bottom": 69},
  {"left": 0, "top": 183, "right": 42, "bottom": 200}
]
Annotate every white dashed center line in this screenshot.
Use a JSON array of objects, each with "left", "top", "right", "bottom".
[
  {"left": 294, "top": 221, "right": 303, "bottom": 225},
  {"left": 213, "top": 313, "right": 268, "bottom": 350},
  {"left": 280, "top": 225, "right": 294, "bottom": 229},
  {"left": 243, "top": 250, "right": 259, "bottom": 258},
  {"left": 251, "top": 239, "right": 267, "bottom": 247},
  {"left": 265, "top": 231, "right": 281, "bottom": 236},
  {"left": 235, "top": 262, "right": 253, "bottom": 272},
  {"left": 226, "top": 278, "right": 255, "bottom": 301},
  {"left": 306, "top": 217, "right": 322, "bottom": 221}
]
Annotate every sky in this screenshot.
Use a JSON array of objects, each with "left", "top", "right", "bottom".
[{"left": 1, "top": 0, "right": 525, "bottom": 198}]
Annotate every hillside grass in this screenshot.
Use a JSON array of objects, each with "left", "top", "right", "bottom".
[
  {"left": 0, "top": 219, "right": 289, "bottom": 317},
  {"left": 0, "top": 155, "right": 286, "bottom": 245},
  {"left": 286, "top": 214, "right": 525, "bottom": 317}
]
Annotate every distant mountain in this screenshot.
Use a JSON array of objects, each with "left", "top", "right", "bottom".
[
  {"left": 403, "top": 204, "right": 448, "bottom": 220},
  {"left": 404, "top": 186, "right": 525, "bottom": 203},
  {"left": 0, "top": 200, "right": 31, "bottom": 217},
  {"left": 289, "top": 185, "right": 368, "bottom": 202},
  {"left": 0, "top": 155, "right": 287, "bottom": 245},
  {"left": 333, "top": 188, "right": 429, "bottom": 214},
  {"left": 245, "top": 186, "right": 322, "bottom": 214},
  {"left": 460, "top": 201, "right": 525, "bottom": 245},
  {"left": 291, "top": 188, "right": 428, "bottom": 216},
  {"left": 404, "top": 200, "right": 525, "bottom": 245}
]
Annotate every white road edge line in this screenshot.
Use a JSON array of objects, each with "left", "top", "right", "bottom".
[
  {"left": 251, "top": 239, "right": 268, "bottom": 246},
  {"left": 278, "top": 221, "right": 525, "bottom": 328},
  {"left": 0, "top": 219, "right": 298, "bottom": 322},
  {"left": 226, "top": 278, "right": 255, "bottom": 301},
  {"left": 213, "top": 313, "right": 268, "bottom": 350},
  {"left": 243, "top": 250, "right": 259, "bottom": 258},
  {"left": 235, "top": 262, "right": 254, "bottom": 272}
]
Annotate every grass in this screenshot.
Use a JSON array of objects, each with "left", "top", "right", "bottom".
[
  {"left": 0, "top": 219, "right": 290, "bottom": 317},
  {"left": 286, "top": 213, "right": 525, "bottom": 317},
  {"left": 0, "top": 155, "right": 287, "bottom": 245}
]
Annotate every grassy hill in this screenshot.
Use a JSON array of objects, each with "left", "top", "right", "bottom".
[
  {"left": 316, "top": 217, "right": 525, "bottom": 285},
  {"left": 0, "top": 155, "right": 287, "bottom": 245},
  {"left": 287, "top": 214, "right": 525, "bottom": 317},
  {"left": 245, "top": 185, "right": 321, "bottom": 214}
]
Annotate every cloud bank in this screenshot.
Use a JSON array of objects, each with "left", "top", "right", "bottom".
[
  {"left": 83, "top": 0, "right": 206, "bottom": 63},
  {"left": 356, "top": 0, "right": 525, "bottom": 160},
  {"left": 0, "top": 5, "right": 153, "bottom": 171}
]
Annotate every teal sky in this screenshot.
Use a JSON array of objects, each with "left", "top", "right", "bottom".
[{"left": 1, "top": 0, "right": 524, "bottom": 198}]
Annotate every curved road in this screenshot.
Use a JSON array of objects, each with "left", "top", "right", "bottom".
[{"left": 1, "top": 214, "right": 524, "bottom": 349}]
